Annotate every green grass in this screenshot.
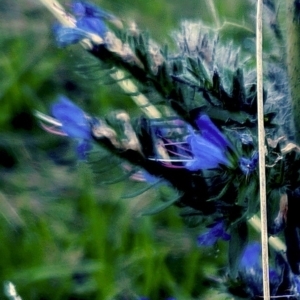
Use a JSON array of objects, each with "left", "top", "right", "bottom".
[{"left": 0, "top": 153, "right": 227, "bottom": 299}]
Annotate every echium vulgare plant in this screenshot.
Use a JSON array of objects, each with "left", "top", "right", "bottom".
[{"left": 34, "top": 0, "right": 300, "bottom": 298}]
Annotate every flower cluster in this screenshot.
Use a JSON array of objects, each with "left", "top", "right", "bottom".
[
  {"left": 54, "top": 0, "right": 111, "bottom": 46},
  {"left": 36, "top": 0, "right": 300, "bottom": 298}
]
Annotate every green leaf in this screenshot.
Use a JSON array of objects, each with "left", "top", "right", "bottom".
[
  {"left": 245, "top": 178, "right": 259, "bottom": 217},
  {"left": 142, "top": 194, "right": 181, "bottom": 215},
  {"left": 122, "top": 179, "right": 162, "bottom": 198},
  {"left": 180, "top": 207, "right": 204, "bottom": 227},
  {"left": 231, "top": 68, "right": 246, "bottom": 108},
  {"left": 267, "top": 189, "right": 283, "bottom": 234},
  {"left": 205, "top": 107, "right": 254, "bottom": 125},
  {"left": 228, "top": 220, "right": 248, "bottom": 278},
  {"left": 100, "top": 169, "right": 137, "bottom": 184},
  {"left": 186, "top": 57, "right": 211, "bottom": 88},
  {"left": 207, "top": 179, "right": 232, "bottom": 202}
]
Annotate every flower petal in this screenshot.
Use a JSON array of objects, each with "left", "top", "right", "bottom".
[
  {"left": 51, "top": 96, "right": 91, "bottom": 140},
  {"left": 54, "top": 25, "right": 91, "bottom": 47},
  {"left": 240, "top": 242, "right": 261, "bottom": 269},
  {"left": 239, "top": 151, "right": 259, "bottom": 175},
  {"left": 196, "top": 115, "right": 230, "bottom": 149},
  {"left": 197, "top": 221, "right": 230, "bottom": 246},
  {"left": 185, "top": 133, "right": 229, "bottom": 170},
  {"left": 76, "top": 140, "right": 92, "bottom": 160},
  {"left": 72, "top": 1, "right": 114, "bottom": 19},
  {"left": 76, "top": 17, "right": 107, "bottom": 37}
]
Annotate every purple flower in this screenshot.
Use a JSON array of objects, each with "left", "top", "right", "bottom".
[
  {"left": 240, "top": 242, "right": 261, "bottom": 269},
  {"left": 238, "top": 151, "right": 258, "bottom": 175},
  {"left": 195, "top": 115, "right": 230, "bottom": 149},
  {"left": 72, "top": 1, "right": 108, "bottom": 36},
  {"left": 76, "top": 140, "right": 92, "bottom": 160},
  {"left": 185, "top": 115, "right": 231, "bottom": 171},
  {"left": 292, "top": 275, "right": 300, "bottom": 296},
  {"left": 54, "top": 1, "right": 109, "bottom": 47},
  {"left": 240, "top": 242, "right": 281, "bottom": 297},
  {"left": 51, "top": 95, "right": 92, "bottom": 159},
  {"left": 51, "top": 96, "right": 90, "bottom": 139},
  {"left": 239, "top": 133, "right": 253, "bottom": 145},
  {"left": 197, "top": 221, "right": 230, "bottom": 246}
]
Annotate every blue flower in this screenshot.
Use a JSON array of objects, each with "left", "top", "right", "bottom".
[
  {"left": 238, "top": 151, "right": 258, "bottom": 175},
  {"left": 185, "top": 115, "right": 231, "bottom": 171},
  {"left": 76, "top": 140, "right": 92, "bottom": 160},
  {"left": 292, "top": 275, "right": 300, "bottom": 296},
  {"left": 197, "top": 221, "right": 230, "bottom": 246},
  {"left": 51, "top": 95, "right": 92, "bottom": 159},
  {"left": 240, "top": 242, "right": 261, "bottom": 270},
  {"left": 239, "top": 242, "right": 281, "bottom": 297},
  {"left": 54, "top": 1, "right": 109, "bottom": 47},
  {"left": 51, "top": 96, "right": 90, "bottom": 139},
  {"left": 195, "top": 114, "right": 231, "bottom": 149},
  {"left": 239, "top": 133, "right": 253, "bottom": 145},
  {"left": 72, "top": 1, "right": 108, "bottom": 36}
]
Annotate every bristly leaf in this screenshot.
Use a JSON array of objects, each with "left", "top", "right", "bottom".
[
  {"left": 245, "top": 178, "right": 259, "bottom": 218},
  {"left": 228, "top": 220, "right": 248, "bottom": 278},
  {"left": 186, "top": 57, "right": 211, "bottom": 88},
  {"left": 142, "top": 193, "right": 181, "bottom": 215},
  {"left": 179, "top": 207, "right": 204, "bottom": 227},
  {"left": 231, "top": 68, "right": 246, "bottom": 110},
  {"left": 122, "top": 179, "right": 162, "bottom": 198},
  {"left": 133, "top": 32, "right": 152, "bottom": 73}
]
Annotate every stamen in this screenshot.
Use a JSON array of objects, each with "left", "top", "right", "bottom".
[
  {"left": 148, "top": 158, "right": 192, "bottom": 162},
  {"left": 39, "top": 122, "right": 67, "bottom": 136},
  {"left": 34, "top": 110, "right": 62, "bottom": 127}
]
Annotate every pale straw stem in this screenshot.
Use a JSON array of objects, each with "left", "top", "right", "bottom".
[{"left": 256, "top": 0, "right": 270, "bottom": 299}]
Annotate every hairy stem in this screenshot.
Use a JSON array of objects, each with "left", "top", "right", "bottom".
[{"left": 286, "top": 0, "right": 300, "bottom": 143}]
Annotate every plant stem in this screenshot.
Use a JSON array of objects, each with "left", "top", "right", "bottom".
[
  {"left": 286, "top": 0, "right": 300, "bottom": 143},
  {"left": 256, "top": 0, "right": 270, "bottom": 299},
  {"left": 248, "top": 215, "right": 286, "bottom": 252},
  {"left": 205, "top": 0, "right": 220, "bottom": 28}
]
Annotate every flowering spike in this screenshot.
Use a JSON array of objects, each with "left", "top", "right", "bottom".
[{"left": 54, "top": 1, "right": 108, "bottom": 47}]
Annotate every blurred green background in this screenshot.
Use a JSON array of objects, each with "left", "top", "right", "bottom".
[{"left": 0, "top": 1, "right": 257, "bottom": 299}]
